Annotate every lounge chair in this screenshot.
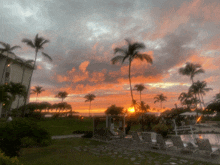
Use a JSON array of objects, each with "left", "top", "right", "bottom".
[
  {"left": 195, "top": 138, "right": 220, "bottom": 157},
  {"left": 131, "top": 131, "right": 142, "bottom": 142},
  {"left": 141, "top": 132, "right": 153, "bottom": 143},
  {"left": 170, "top": 135, "right": 198, "bottom": 154},
  {"left": 151, "top": 134, "right": 173, "bottom": 150}
]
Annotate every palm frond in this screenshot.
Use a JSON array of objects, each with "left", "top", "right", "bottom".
[
  {"left": 111, "top": 56, "right": 125, "bottom": 64},
  {"left": 39, "top": 40, "right": 50, "bottom": 49},
  {"left": 135, "top": 54, "right": 153, "bottom": 64},
  {"left": 0, "top": 41, "right": 7, "bottom": 48},
  {"left": 42, "top": 52, "right": 52, "bottom": 62},
  {"left": 25, "top": 60, "right": 34, "bottom": 64},
  {"left": 194, "top": 69, "right": 205, "bottom": 75},
  {"left": 22, "top": 39, "right": 35, "bottom": 48},
  {"left": 131, "top": 42, "right": 146, "bottom": 51},
  {"left": 10, "top": 46, "right": 21, "bottom": 51},
  {"left": 114, "top": 47, "right": 127, "bottom": 55}
]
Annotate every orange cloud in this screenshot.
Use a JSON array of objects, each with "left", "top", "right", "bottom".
[{"left": 79, "top": 61, "right": 90, "bottom": 72}]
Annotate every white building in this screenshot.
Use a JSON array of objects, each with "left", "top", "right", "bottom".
[{"left": 0, "top": 51, "right": 34, "bottom": 117}]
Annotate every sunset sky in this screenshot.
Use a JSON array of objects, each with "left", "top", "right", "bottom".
[{"left": 1, "top": 0, "right": 220, "bottom": 115}]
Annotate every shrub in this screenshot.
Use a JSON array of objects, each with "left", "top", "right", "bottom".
[
  {"left": 0, "top": 118, "right": 51, "bottom": 157},
  {"left": 20, "top": 137, "right": 37, "bottom": 148},
  {"left": 152, "top": 123, "right": 169, "bottom": 138},
  {"left": 0, "top": 150, "right": 22, "bottom": 165}
]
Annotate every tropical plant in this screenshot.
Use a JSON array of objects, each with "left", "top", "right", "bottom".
[
  {"left": 154, "top": 93, "right": 167, "bottom": 110},
  {"left": 55, "top": 91, "right": 68, "bottom": 102},
  {"left": 214, "top": 92, "right": 220, "bottom": 102},
  {"left": 0, "top": 85, "right": 12, "bottom": 108},
  {"left": 105, "top": 104, "right": 124, "bottom": 115},
  {"left": 4, "top": 82, "right": 26, "bottom": 117},
  {"left": 138, "top": 101, "right": 150, "bottom": 131},
  {"left": 84, "top": 94, "right": 96, "bottom": 117},
  {"left": 111, "top": 39, "right": 153, "bottom": 111},
  {"left": 178, "top": 91, "right": 197, "bottom": 109},
  {"left": 134, "top": 84, "right": 146, "bottom": 102},
  {"left": 206, "top": 101, "right": 220, "bottom": 117},
  {"left": 22, "top": 34, "right": 52, "bottom": 114},
  {"left": 179, "top": 62, "right": 204, "bottom": 84},
  {"left": 31, "top": 86, "right": 45, "bottom": 101},
  {"left": 189, "top": 80, "right": 212, "bottom": 109},
  {"left": 0, "top": 42, "right": 21, "bottom": 84}
]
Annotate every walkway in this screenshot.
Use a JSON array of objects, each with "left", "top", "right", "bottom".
[{"left": 52, "top": 134, "right": 84, "bottom": 139}]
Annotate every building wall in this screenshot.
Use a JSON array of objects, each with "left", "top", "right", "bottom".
[{"left": 0, "top": 52, "right": 33, "bottom": 117}]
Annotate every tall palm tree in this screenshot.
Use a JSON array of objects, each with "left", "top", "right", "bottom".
[
  {"left": 0, "top": 42, "right": 21, "bottom": 84},
  {"left": 154, "top": 93, "right": 167, "bottom": 110},
  {"left": 84, "top": 94, "right": 96, "bottom": 117},
  {"left": 111, "top": 39, "right": 153, "bottom": 110},
  {"left": 179, "top": 62, "right": 204, "bottom": 84},
  {"left": 31, "top": 86, "right": 45, "bottom": 101},
  {"left": 134, "top": 84, "right": 146, "bottom": 102},
  {"left": 189, "top": 81, "right": 212, "bottom": 109},
  {"left": 22, "top": 34, "right": 52, "bottom": 113},
  {"left": 178, "top": 91, "right": 197, "bottom": 109},
  {"left": 55, "top": 91, "right": 68, "bottom": 102}
]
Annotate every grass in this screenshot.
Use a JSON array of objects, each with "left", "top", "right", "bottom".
[
  {"left": 18, "top": 138, "right": 216, "bottom": 165},
  {"left": 36, "top": 117, "right": 93, "bottom": 136}
]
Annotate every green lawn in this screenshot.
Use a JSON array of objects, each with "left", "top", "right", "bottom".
[
  {"left": 36, "top": 118, "right": 93, "bottom": 136},
  {"left": 18, "top": 138, "right": 216, "bottom": 165}
]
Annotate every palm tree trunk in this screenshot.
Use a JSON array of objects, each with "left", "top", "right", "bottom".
[
  {"left": 140, "top": 91, "right": 141, "bottom": 102},
  {"left": 128, "top": 59, "right": 133, "bottom": 101},
  {"left": 89, "top": 101, "right": 91, "bottom": 117},
  {"left": 23, "top": 49, "right": 38, "bottom": 117},
  {"left": 161, "top": 101, "right": 162, "bottom": 110}
]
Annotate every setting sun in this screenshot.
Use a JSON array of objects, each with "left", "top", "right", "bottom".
[{"left": 128, "top": 107, "right": 135, "bottom": 113}]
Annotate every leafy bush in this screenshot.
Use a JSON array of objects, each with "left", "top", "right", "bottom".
[
  {"left": 0, "top": 150, "right": 23, "bottom": 165},
  {"left": 20, "top": 137, "right": 37, "bottom": 148},
  {"left": 0, "top": 118, "right": 52, "bottom": 157},
  {"left": 152, "top": 123, "right": 169, "bottom": 138}
]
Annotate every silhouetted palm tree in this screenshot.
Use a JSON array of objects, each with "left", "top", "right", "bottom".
[
  {"left": 179, "top": 62, "right": 204, "bottom": 84},
  {"left": 31, "top": 86, "right": 45, "bottom": 101},
  {"left": 55, "top": 91, "right": 68, "bottom": 102},
  {"left": 134, "top": 84, "right": 146, "bottom": 102},
  {"left": 111, "top": 39, "right": 152, "bottom": 110},
  {"left": 84, "top": 94, "right": 96, "bottom": 117},
  {"left": 178, "top": 91, "right": 197, "bottom": 109},
  {"left": 0, "top": 85, "right": 12, "bottom": 111},
  {"left": 189, "top": 81, "right": 212, "bottom": 109},
  {"left": 154, "top": 93, "right": 167, "bottom": 110},
  {"left": 0, "top": 42, "right": 21, "bottom": 84},
  {"left": 22, "top": 34, "right": 52, "bottom": 113},
  {"left": 4, "top": 82, "right": 26, "bottom": 117}
]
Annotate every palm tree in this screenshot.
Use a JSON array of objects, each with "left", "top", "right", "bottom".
[
  {"left": 4, "top": 82, "right": 26, "bottom": 117},
  {"left": 31, "top": 86, "right": 45, "bottom": 101},
  {"left": 154, "top": 93, "right": 167, "bottom": 110},
  {"left": 55, "top": 91, "right": 68, "bottom": 102},
  {"left": 189, "top": 81, "right": 212, "bottom": 109},
  {"left": 179, "top": 62, "right": 204, "bottom": 84},
  {"left": 178, "top": 91, "right": 197, "bottom": 109},
  {"left": 134, "top": 84, "right": 146, "bottom": 102},
  {"left": 214, "top": 92, "right": 220, "bottom": 102},
  {"left": 84, "top": 94, "right": 96, "bottom": 117},
  {"left": 22, "top": 34, "right": 52, "bottom": 113},
  {"left": 111, "top": 39, "right": 153, "bottom": 110},
  {"left": 0, "top": 85, "right": 12, "bottom": 114},
  {"left": 0, "top": 42, "right": 21, "bottom": 84},
  {"left": 138, "top": 101, "right": 150, "bottom": 131}
]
